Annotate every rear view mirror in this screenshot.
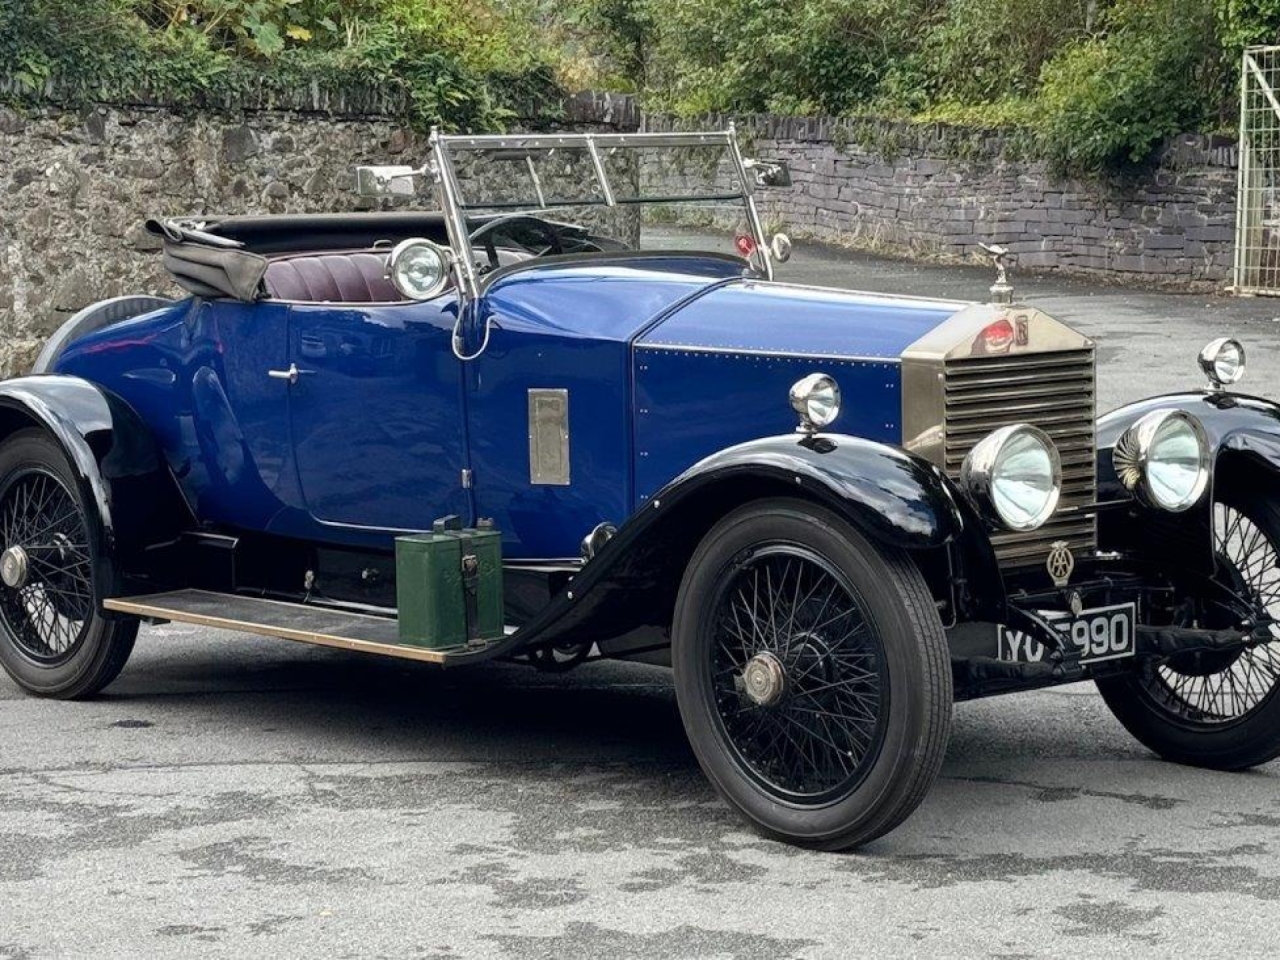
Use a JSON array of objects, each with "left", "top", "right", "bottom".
[
  {"left": 770, "top": 233, "right": 793, "bottom": 263},
  {"left": 355, "top": 165, "right": 421, "bottom": 198},
  {"left": 746, "top": 159, "right": 792, "bottom": 189}
]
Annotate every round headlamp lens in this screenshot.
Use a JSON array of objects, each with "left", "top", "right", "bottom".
[
  {"left": 389, "top": 239, "right": 448, "bottom": 301},
  {"left": 1198, "top": 337, "right": 1245, "bottom": 387},
  {"left": 789, "top": 374, "right": 841, "bottom": 431},
  {"left": 960, "top": 424, "right": 1062, "bottom": 532},
  {"left": 1113, "top": 409, "right": 1210, "bottom": 512},
  {"left": 991, "top": 429, "right": 1060, "bottom": 530},
  {"left": 1146, "top": 414, "right": 1208, "bottom": 510}
]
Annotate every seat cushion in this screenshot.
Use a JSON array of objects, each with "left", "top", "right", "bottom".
[{"left": 263, "top": 251, "right": 405, "bottom": 303}]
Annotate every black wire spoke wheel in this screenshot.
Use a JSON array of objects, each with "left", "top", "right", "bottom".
[
  {"left": 1140, "top": 501, "right": 1280, "bottom": 725},
  {"left": 1097, "top": 488, "right": 1280, "bottom": 771},
  {"left": 0, "top": 466, "right": 95, "bottom": 665},
  {"left": 673, "top": 499, "right": 951, "bottom": 850},
  {"left": 710, "top": 545, "right": 888, "bottom": 803},
  {"left": 0, "top": 430, "right": 137, "bottom": 700}
]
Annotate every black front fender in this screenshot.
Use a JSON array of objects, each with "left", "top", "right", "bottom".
[
  {"left": 1099, "top": 390, "right": 1280, "bottom": 489},
  {"left": 657, "top": 434, "right": 1005, "bottom": 619},
  {"left": 0, "top": 376, "right": 193, "bottom": 598},
  {"left": 490, "top": 432, "right": 1003, "bottom": 660},
  {"left": 662, "top": 433, "right": 967, "bottom": 550},
  {"left": 1098, "top": 390, "right": 1280, "bottom": 570}
]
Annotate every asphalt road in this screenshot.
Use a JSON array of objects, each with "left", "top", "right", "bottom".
[{"left": 6, "top": 240, "right": 1280, "bottom": 958}]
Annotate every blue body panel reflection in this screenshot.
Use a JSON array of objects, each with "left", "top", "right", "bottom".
[{"left": 52, "top": 254, "right": 966, "bottom": 560}]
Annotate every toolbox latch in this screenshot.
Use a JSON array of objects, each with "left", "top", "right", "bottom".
[{"left": 461, "top": 552, "right": 483, "bottom": 647}]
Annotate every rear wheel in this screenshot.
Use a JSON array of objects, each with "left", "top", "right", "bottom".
[
  {"left": 0, "top": 430, "right": 136, "bottom": 699},
  {"left": 672, "top": 499, "right": 952, "bottom": 850},
  {"left": 1097, "top": 488, "right": 1280, "bottom": 770}
]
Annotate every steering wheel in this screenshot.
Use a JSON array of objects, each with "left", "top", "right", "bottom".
[{"left": 468, "top": 215, "right": 566, "bottom": 270}]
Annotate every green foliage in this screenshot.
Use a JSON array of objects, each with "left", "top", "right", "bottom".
[
  {"left": 914, "top": 99, "right": 1041, "bottom": 129},
  {"left": 4, "top": 0, "right": 1277, "bottom": 170},
  {"left": 641, "top": 0, "right": 935, "bottom": 115},
  {"left": 0, "top": 0, "right": 563, "bottom": 130},
  {"left": 1216, "top": 0, "right": 1280, "bottom": 51},
  {"left": 141, "top": 1, "right": 315, "bottom": 56},
  {"left": 602, "top": 0, "right": 1252, "bottom": 174},
  {"left": 0, "top": 0, "right": 142, "bottom": 93},
  {"left": 917, "top": 0, "right": 1094, "bottom": 105},
  {"left": 1036, "top": 0, "right": 1220, "bottom": 172},
  {"left": 557, "top": 0, "right": 654, "bottom": 90}
]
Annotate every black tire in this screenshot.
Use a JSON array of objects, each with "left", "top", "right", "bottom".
[
  {"left": 0, "top": 429, "right": 137, "bottom": 699},
  {"left": 672, "top": 498, "right": 952, "bottom": 850},
  {"left": 1096, "top": 487, "right": 1280, "bottom": 770}
]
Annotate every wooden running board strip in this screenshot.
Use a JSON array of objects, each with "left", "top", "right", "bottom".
[{"left": 104, "top": 589, "right": 456, "bottom": 664}]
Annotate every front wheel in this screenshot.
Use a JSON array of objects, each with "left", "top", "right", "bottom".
[
  {"left": 1096, "top": 488, "right": 1280, "bottom": 770},
  {"left": 0, "top": 430, "right": 137, "bottom": 699},
  {"left": 672, "top": 498, "right": 952, "bottom": 851}
]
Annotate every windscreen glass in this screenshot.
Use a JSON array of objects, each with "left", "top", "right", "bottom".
[{"left": 444, "top": 139, "right": 757, "bottom": 261}]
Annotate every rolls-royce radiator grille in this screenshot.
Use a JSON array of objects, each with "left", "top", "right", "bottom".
[{"left": 943, "top": 348, "right": 1097, "bottom": 567}]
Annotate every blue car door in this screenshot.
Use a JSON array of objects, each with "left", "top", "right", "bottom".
[{"left": 285, "top": 298, "right": 471, "bottom": 533}]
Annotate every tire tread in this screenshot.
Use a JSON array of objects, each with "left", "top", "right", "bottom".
[{"left": 848, "top": 546, "right": 953, "bottom": 845}]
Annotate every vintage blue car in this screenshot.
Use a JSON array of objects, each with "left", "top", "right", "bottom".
[{"left": 3, "top": 127, "right": 1280, "bottom": 850}]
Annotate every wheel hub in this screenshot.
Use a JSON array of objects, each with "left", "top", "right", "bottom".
[
  {"left": 742, "top": 651, "right": 786, "bottom": 707},
  {"left": 0, "top": 546, "right": 28, "bottom": 589}
]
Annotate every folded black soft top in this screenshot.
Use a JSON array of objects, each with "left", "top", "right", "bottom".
[
  {"left": 179, "top": 212, "right": 453, "bottom": 254},
  {"left": 143, "top": 211, "right": 611, "bottom": 300},
  {"left": 145, "top": 212, "right": 454, "bottom": 301}
]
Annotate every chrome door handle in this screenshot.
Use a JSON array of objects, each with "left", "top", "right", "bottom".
[{"left": 267, "top": 363, "right": 307, "bottom": 385}]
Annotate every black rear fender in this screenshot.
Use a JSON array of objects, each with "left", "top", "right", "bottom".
[
  {"left": 0, "top": 376, "right": 193, "bottom": 599},
  {"left": 32, "top": 295, "right": 174, "bottom": 374}
]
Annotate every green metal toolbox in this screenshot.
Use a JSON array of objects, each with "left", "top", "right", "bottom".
[{"left": 395, "top": 517, "right": 504, "bottom": 649}]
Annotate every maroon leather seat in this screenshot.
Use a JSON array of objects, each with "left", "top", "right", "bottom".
[{"left": 263, "top": 251, "right": 405, "bottom": 303}]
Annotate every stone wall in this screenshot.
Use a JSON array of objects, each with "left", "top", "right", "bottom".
[
  {"left": 0, "top": 92, "right": 1242, "bottom": 378},
  {"left": 0, "top": 89, "right": 639, "bottom": 377},
  {"left": 645, "top": 114, "right": 1238, "bottom": 289}
]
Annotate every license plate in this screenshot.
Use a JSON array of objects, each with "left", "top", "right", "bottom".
[{"left": 997, "top": 602, "right": 1136, "bottom": 665}]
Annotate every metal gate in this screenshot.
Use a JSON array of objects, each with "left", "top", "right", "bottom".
[{"left": 1236, "top": 46, "right": 1280, "bottom": 294}]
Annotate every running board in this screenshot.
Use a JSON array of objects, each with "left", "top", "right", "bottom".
[{"left": 103, "top": 589, "right": 476, "bottom": 665}]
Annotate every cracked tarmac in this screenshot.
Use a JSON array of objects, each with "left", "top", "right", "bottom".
[{"left": 5, "top": 237, "right": 1280, "bottom": 957}]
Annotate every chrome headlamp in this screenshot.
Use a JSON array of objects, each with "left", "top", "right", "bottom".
[
  {"left": 789, "top": 374, "right": 841, "bottom": 434},
  {"left": 960, "top": 424, "right": 1062, "bottom": 532},
  {"left": 1198, "top": 337, "right": 1245, "bottom": 390},
  {"left": 387, "top": 238, "right": 450, "bottom": 301},
  {"left": 1113, "top": 409, "right": 1210, "bottom": 512}
]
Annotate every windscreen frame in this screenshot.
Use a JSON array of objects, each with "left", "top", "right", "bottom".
[{"left": 426, "top": 124, "right": 773, "bottom": 301}]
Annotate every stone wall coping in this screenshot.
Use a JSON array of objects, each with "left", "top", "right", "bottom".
[
  {"left": 0, "top": 74, "right": 412, "bottom": 120},
  {"left": 0, "top": 76, "right": 641, "bottom": 129},
  {"left": 644, "top": 112, "right": 1238, "bottom": 169}
]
